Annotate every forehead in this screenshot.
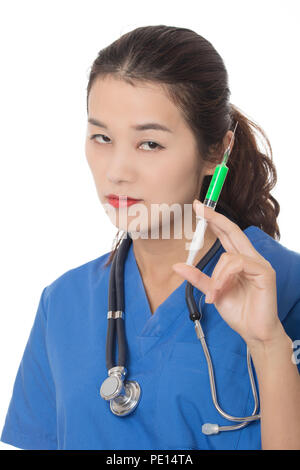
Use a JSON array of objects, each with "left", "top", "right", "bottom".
[{"left": 87, "top": 76, "right": 182, "bottom": 129}]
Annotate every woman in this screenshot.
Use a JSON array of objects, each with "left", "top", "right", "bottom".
[{"left": 1, "top": 25, "right": 300, "bottom": 451}]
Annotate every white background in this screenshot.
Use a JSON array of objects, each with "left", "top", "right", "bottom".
[{"left": 0, "top": 0, "right": 299, "bottom": 450}]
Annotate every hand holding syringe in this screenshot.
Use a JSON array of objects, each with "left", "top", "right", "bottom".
[{"left": 186, "top": 122, "right": 238, "bottom": 265}]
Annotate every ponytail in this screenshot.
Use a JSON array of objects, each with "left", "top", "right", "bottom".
[{"left": 200, "top": 103, "right": 280, "bottom": 240}]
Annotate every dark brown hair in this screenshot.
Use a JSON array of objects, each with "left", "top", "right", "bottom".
[{"left": 86, "top": 25, "right": 280, "bottom": 267}]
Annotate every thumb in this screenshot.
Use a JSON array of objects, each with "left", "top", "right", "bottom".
[{"left": 172, "top": 262, "right": 211, "bottom": 294}]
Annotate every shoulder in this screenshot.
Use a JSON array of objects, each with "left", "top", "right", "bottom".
[
  {"left": 244, "top": 225, "right": 300, "bottom": 274},
  {"left": 244, "top": 225, "right": 300, "bottom": 321},
  {"left": 42, "top": 251, "right": 112, "bottom": 306}
]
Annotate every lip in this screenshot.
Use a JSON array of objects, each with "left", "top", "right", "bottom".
[{"left": 106, "top": 194, "right": 143, "bottom": 208}]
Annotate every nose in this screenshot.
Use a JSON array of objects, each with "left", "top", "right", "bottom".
[{"left": 106, "top": 150, "right": 137, "bottom": 184}]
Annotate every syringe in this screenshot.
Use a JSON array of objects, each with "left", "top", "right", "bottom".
[{"left": 186, "top": 122, "right": 239, "bottom": 266}]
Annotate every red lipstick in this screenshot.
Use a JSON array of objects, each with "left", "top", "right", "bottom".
[{"left": 106, "top": 194, "right": 143, "bottom": 208}]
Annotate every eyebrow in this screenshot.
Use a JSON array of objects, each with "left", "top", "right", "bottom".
[{"left": 88, "top": 117, "right": 173, "bottom": 133}]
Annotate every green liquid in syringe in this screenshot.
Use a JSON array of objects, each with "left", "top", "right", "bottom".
[{"left": 203, "top": 163, "right": 229, "bottom": 210}]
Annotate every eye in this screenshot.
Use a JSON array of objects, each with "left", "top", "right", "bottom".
[
  {"left": 89, "top": 134, "right": 111, "bottom": 144},
  {"left": 89, "top": 134, "right": 164, "bottom": 151},
  {"left": 139, "top": 141, "right": 163, "bottom": 151}
]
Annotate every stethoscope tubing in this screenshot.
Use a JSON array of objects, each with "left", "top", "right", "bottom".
[
  {"left": 103, "top": 203, "right": 261, "bottom": 431},
  {"left": 106, "top": 234, "right": 132, "bottom": 370},
  {"left": 184, "top": 205, "right": 261, "bottom": 432},
  {"left": 185, "top": 238, "right": 223, "bottom": 322}
]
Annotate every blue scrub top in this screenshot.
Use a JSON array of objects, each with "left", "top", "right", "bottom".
[{"left": 1, "top": 225, "right": 300, "bottom": 450}]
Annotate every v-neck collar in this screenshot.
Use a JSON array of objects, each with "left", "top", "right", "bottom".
[
  {"left": 118, "top": 225, "right": 260, "bottom": 359},
  {"left": 123, "top": 239, "right": 223, "bottom": 339}
]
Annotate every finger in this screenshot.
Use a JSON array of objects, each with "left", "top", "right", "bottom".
[
  {"left": 193, "top": 199, "right": 261, "bottom": 259},
  {"left": 204, "top": 253, "right": 239, "bottom": 303},
  {"left": 206, "top": 273, "right": 236, "bottom": 304},
  {"left": 209, "top": 252, "right": 235, "bottom": 289},
  {"left": 172, "top": 262, "right": 211, "bottom": 295},
  {"left": 208, "top": 254, "right": 273, "bottom": 303},
  {"left": 207, "top": 257, "right": 244, "bottom": 304}
]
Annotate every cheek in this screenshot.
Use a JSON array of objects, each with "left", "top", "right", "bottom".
[
  {"left": 85, "top": 140, "right": 106, "bottom": 174},
  {"left": 85, "top": 139, "right": 94, "bottom": 168},
  {"left": 154, "top": 156, "right": 200, "bottom": 202},
  {"left": 85, "top": 139, "right": 97, "bottom": 167}
]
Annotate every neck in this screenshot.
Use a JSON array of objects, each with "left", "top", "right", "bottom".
[{"left": 132, "top": 220, "right": 217, "bottom": 283}]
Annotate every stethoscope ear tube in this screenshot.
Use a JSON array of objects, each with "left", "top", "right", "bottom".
[
  {"left": 105, "top": 235, "right": 132, "bottom": 370},
  {"left": 106, "top": 247, "right": 118, "bottom": 371},
  {"left": 115, "top": 235, "right": 132, "bottom": 367},
  {"left": 101, "top": 234, "right": 141, "bottom": 416},
  {"left": 186, "top": 237, "right": 223, "bottom": 322}
]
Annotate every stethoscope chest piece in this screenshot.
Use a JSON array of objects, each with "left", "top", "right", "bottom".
[{"left": 100, "top": 366, "right": 141, "bottom": 417}]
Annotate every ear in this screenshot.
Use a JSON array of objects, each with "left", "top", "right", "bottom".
[
  {"left": 202, "top": 161, "right": 217, "bottom": 177},
  {"left": 204, "top": 130, "right": 235, "bottom": 176},
  {"left": 224, "top": 129, "right": 235, "bottom": 154}
]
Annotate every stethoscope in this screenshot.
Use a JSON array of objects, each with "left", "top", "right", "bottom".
[{"left": 100, "top": 205, "right": 261, "bottom": 435}]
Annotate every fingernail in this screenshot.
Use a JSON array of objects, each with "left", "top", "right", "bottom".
[
  {"left": 193, "top": 200, "right": 205, "bottom": 216},
  {"left": 193, "top": 199, "right": 202, "bottom": 208}
]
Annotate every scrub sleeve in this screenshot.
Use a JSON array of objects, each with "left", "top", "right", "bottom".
[{"left": 0, "top": 287, "right": 57, "bottom": 450}]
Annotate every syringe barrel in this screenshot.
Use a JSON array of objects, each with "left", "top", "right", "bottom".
[
  {"left": 204, "top": 164, "right": 229, "bottom": 207},
  {"left": 203, "top": 198, "right": 217, "bottom": 210}
]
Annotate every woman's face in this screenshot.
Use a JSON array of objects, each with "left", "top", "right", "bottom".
[{"left": 85, "top": 75, "right": 210, "bottom": 238}]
